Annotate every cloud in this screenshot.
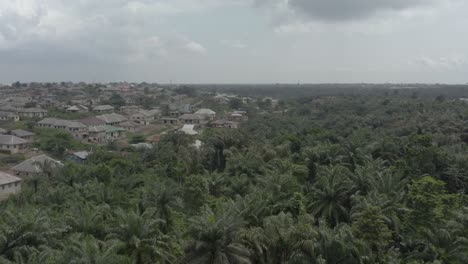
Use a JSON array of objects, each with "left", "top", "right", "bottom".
[
  {"left": 412, "top": 55, "right": 468, "bottom": 68},
  {"left": 254, "top": 0, "right": 446, "bottom": 25},
  {"left": 185, "top": 41, "right": 207, "bottom": 54},
  {"left": 222, "top": 40, "right": 248, "bottom": 49},
  {"left": 287, "top": 0, "right": 431, "bottom": 21}
]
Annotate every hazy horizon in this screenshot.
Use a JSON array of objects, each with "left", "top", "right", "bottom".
[{"left": 1, "top": 0, "right": 468, "bottom": 84}]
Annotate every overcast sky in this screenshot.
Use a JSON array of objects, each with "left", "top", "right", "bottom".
[{"left": 1, "top": 0, "right": 468, "bottom": 84}]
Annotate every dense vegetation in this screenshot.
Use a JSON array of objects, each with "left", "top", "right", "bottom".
[{"left": 2, "top": 88, "right": 468, "bottom": 263}]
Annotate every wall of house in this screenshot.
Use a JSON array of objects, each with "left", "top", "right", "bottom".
[{"left": 0, "top": 182, "right": 21, "bottom": 201}]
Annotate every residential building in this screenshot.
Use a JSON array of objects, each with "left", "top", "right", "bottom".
[
  {"left": 211, "top": 120, "right": 239, "bottom": 129},
  {"left": 178, "top": 114, "right": 205, "bottom": 125},
  {"left": 162, "top": 118, "right": 178, "bottom": 125},
  {"left": 0, "top": 135, "right": 30, "bottom": 154},
  {"left": 0, "top": 111, "right": 20, "bottom": 122},
  {"left": 120, "top": 121, "right": 140, "bottom": 132},
  {"left": 10, "top": 129, "right": 35, "bottom": 140},
  {"left": 16, "top": 108, "right": 48, "bottom": 118},
  {"left": 0, "top": 171, "right": 22, "bottom": 201},
  {"left": 12, "top": 155, "right": 63, "bottom": 178},
  {"left": 96, "top": 113, "right": 128, "bottom": 126},
  {"left": 120, "top": 105, "right": 141, "bottom": 115},
  {"left": 195, "top": 109, "right": 216, "bottom": 120},
  {"left": 130, "top": 110, "right": 154, "bottom": 126},
  {"left": 92, "top": 105, "right": 115, "bottom": 112},
  {"left": 66, "top": 105, "right": 89, "bottom": 113},
  {"left": 37, "top": 118, "right": 87, "bottom": 134}
]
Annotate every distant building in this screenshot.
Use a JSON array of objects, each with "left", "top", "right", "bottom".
[
  {"left": 211, "top": 120, "right": 239, "bottom": 129},
  {"left": 37, "top": 118, "right": 87, "bottom": 134},
  {"left": 12, "top": 154, "right": 63, "bottom": 178},
  {"left": 66, "top": 151, "right": 91, "bottom": 164},
  {"left": 120, "top": 105, "right": 141, "bottom": 115},
  {"left": 178, "top": 114, "right": 205, "bottom": 125},
  {"left": 96, "top": 113, "right": 128, "bottom": 126},
  {"left": 66, "top": 105, "right": 89, "bottom": 113},
  {"left": 0, "top": 171, "right": 22, "bottom": 201},
  {"left": 0, "top": 111, "right": 20, "bottom": 122},
  {"left": 16, "top": 108, "right": 48, "bottom": 118},
  {"left": 0, "top": 135, "right": 30, "bottom": 154},
  {"left": 92, "top": 105, "right": 115, "bottom": 112},
  {"left": 162, "top": 118, "right": 178, "bottom": 125},
  {"left": 120, "top": 121, "right": 140, "bottom": 132},
  {"left": 10, "top": 129, "right": 35, "bottom": 140},
  {"left": 195, "top": 109, "right": 216, "bottom": 120}
]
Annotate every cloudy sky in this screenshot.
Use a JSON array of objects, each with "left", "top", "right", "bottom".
[{"left": 1, "top": 0, "right": 468, "bottom": 84}]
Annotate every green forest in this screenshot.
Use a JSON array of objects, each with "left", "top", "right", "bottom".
[{"left": 2, "top": 88, "right": 468, "bottom": 263}]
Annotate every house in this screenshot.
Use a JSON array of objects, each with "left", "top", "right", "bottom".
[
  {"left": 178, "top": 114, "right": 205, "bottom": 125},
  {"left": 211, "top": 120, "right": 240, "bottom": 129},
  {"left": 66, "top": 105, "right": 88, "bottom": 113},
  {"left": 85, "top": 126, "right": 107, "bottom": 144},
  {"left": 130, "top": 110, "right": 154, "bottom": 126},
  {"left": 12, "top": 154, "right": 63, "bottom": 178},
  {"left": 120, "top": 121, "right": 140, "bottom": 132},
  {"left": 120, "top": 105, "right": 141, "bottom": 115},
  {"left": 96, "top": 113, "right": 128, "bottom": 126},
  {"left": 168, "top": 103, "right": 192, "bottom": 117},
  {"left": 195, "top": 109, "right": 216, "bottom": 120},
  {"left": 0, "top": 111, "right": 20, "bottom": 122},
  {"left": 162, "top": 118, "right": 179, "bottom": 125},
  {"left": 37, "top": 118, "right": 87, "bottom": 134},
  {"left": 10, "top": 129, "right": 35, "bottom": 140},
  {"left": 179, "top": 124, "right": 198, "bottom": 135},
  {"left": 66, "top": 151, "right": 91, "bottom": 164},
  {"left": 16, "top": 108, "right": 48, "bottom": 118},
  {"left": 0, "top": 171, "right": 22, "bottom": 201},
  {"left": 79, "top": 116, "right": 107, "bottom": 127},
  {"left": 0, "top": 135, "right": 30, "bottom": 154},
  {"left": 227, "top": 111, "right": 248, "bottom": 122},
  {"left": 104, "top": 125, "right": 125, "bottom": 141},
  {"left": 92, "top": 105, "right": 115, "bottom": 112}
]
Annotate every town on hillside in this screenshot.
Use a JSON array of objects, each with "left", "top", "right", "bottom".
[{"left": 0, "top": 82, "right": 267, "bottom": 199}]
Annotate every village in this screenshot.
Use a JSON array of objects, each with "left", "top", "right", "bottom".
[{"left": 0, "top": 82, "right": 257, "bottom": 200}]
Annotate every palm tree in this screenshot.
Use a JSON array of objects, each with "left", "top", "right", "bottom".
[
  {"left": 240, "top": 212, "right": 317, "bottom": 264},
  {"left": 142, "top": 181, "right": 183, "bottom": 234},
  {"left": 308, "top": 165, "right": 352, "bottom": 226},
  {"left": 183, "top": 206, "right": 251, "bottom": 264},
  {"left": 106, "top": 208, "right": 175, "bottom": 264},
  {"left": 59, "top": 234, "right": 131, "bottom": 264}
]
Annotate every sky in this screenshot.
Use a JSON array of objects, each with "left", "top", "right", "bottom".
[{"left": 1, "top": 0, "right": 468, "bottom": 84}]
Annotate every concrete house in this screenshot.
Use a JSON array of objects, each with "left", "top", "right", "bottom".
[
  {"left": 0, "top": 111, "right": 20, "bottom": 122},
  {"left": 130, "top": 110, "right": 154, "bottom": 126},
  {"left": 162, "top": 118, "right": 179, "bottom": 125},
  {"left": 86, "top": 126, "right": 107, "bottom": 144},
  {"left": 195, "top": 109, "right": 216, "bottom": 120},
  {"left": 12, "top": 155, "right": 63, "bottom": 178},
  {"left": 0, "top": 171, "right": 22, "bottom": 201},
  {"left": 211, "top": 120, "right": 239, "bottom": 129},
  {"left": 120, "top": 105, "right": 141, "bottom": 115},
  {"left": 10, "top": 129, "right": 35, "bottom": 140},
  {"left": 92, "top": 105, "right": 115, "bottom": 113},
  {"left": 16, "top": 108, "right": 48, "bottom": 118},
  {"left": 120, "top": 121, "right": 140, "bottom": 132},
  {"left": 96, "top": 113, "right": 128, "bottom": 126},
  {"left": 178, "top": 114, "right": 205, "bottom": 125},
  {"left": 66, "top": 105, "right": 89, "bottom": 113},
  {"left": 0, "top": 135, "right": 30, "bottom": 154},
  {"left": 37, "top": 118, "right": 87, "bottom": 134}
]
